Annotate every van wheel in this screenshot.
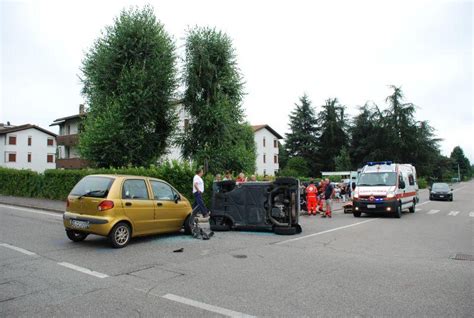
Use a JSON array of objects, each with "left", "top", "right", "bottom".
[
  {"left": 209, "top": 216, "right": 231, "bottom": 231},
  {"left": 353, "top": 211, "right": 361, "bottom": 217},
  {"left": 274, "top": 226, "right": 297, "bottom": 235},
  {"left": 394, "top": 204, "right": 402, "bottom": 218},
  {"left": 409, "top": 201, "right": 416, "bottom": 213},
  {"left": 183, "top": 214, "right": 194, "bottom": 235},
  {"left": 66, "top": 230, "right": 88, "bottom": 242},
  {"left": 109, "top": 222, "right": 131, "bottom": 248}
]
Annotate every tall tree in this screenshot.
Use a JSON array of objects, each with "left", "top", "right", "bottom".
[
  {"left": 317, "top": 98, "right": 348, "bottom": 171},
  {"left": 285, "top": 94, "right": 319, "bottom": 173},
  {"left": 450, "top": 146, "right": 471, "bottom": 180},
  {"left": 80, "top": 5, "right": 177, "bottom": 167},
  {"left": 180, "top": 26, "right": 255, "bottom": 173},
  {"left": 334, "top": 147, "right": 352, "bottom": 171}
]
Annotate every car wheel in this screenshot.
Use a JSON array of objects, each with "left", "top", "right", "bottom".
[
  {"left": 409, "top": 200, "right": 416, "bottom": 213},
  {"left": 209, "top": 216, "right": 231, "bottom": 231},
  {"left": 449, "top": 196, "right": 453, "bottom": 202},
  {"left": 274, "top": 226, "right": 298, "bottom": 235},
  {"left": 109, "top": 222, "right": 131, "bottom": 248},
  {"left": 183, "top": 214, "right": 194, "bottom": 235},
  {"left": 353, "top": 211, "right": 361, "bottom": 217},
  {"left": 66, "top": 230, "right": 88, "bottom": 242},
  {"left": 394, "top": 204, "right": 402, "bottom": 218}
]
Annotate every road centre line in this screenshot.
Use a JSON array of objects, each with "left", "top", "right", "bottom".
[
  {"left": 162, "top": 293, "right": 256, "bottom": 318},
  {"left": 58, "top": 262, "right": 109, "bottom": 279},
  {"left": 452, "top": 186, "right": 466, "bottom": 192},
  {"left": 0, "top": 204, "right": 62, "bottom": 218},
  {"left": 448, "top": 211, "right": 460, "bottom": 216},
  {"left": 417, "top": 201, "right": 430, "bottom": 206},
  {"left": 427, "top": 210, "right": 440, "bottom": 215},
  {"left": 0, "top": 242, "right": 37, "bottom": 256},
  {"left": 469, "top": 212, "right": 474, "bottom": 217},
  {"left": 276, "top": 218, "right": 379, "bottom": 245}
]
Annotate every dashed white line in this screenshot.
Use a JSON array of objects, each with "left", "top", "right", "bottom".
[
  {"left": 448, "top": 211, "right": 460, "bottom": 216},
  {"left": 0, "top": 243, "right": 37, "bottom": 256},
  {"left": 469, "top": 212, "right": 474, "bottom": 218},
  {"left": 427, "top": 210, "right": 440, "bottom": 215},
  {"left": 58, "top": 262, "right": 109, "bottom": 279},
  {"left": 275, "top": 218, "right": 379, "bottom": 245},
  {"left": 417, "top": 201, "right": 430, "bottom": 206},
  {"left": 415, "top": 208, "right": 423, "bottom": 212},
  {"left": 0, "top": 204, "right": 62, "bottom": 218},
  {"left": 162, "top": 293, "right": 256, "bottom": 318}
]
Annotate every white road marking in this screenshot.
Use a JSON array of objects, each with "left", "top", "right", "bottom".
[
  {"left": 469, "top": 212, "right": 474, "bottom": 218},
  {"left": 58, "top": 262, "right": 109, "bottom": 279},
  {"left": 452, "top": 186, "right": 466, "bottom": 192},
  {"left": 415, "top": 208, "right": 423, "bottom": 212},
  {"left": 448, "top": 211, "right": 460, "bottom": 216},
  {"left": 162, "top": 293, "right": 256, "bottom": 318},
  {"left": 0, "top": 204, "right": 62, "bottom": 218},
  {"left": 0, "top": 243, "right": 37, "bottom": 256},
  {"left": 427, "top": 210, "right": 440, "bottom": 215},
  {"left": 276, "top": 218, "right": 379, "bottom": 245},
  {"left": 417, "top": 201, "right": 430, "bottom": 206}
]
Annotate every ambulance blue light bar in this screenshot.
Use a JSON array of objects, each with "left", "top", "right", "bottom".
[{"left": 367, "top": 161, "right": 392, "bottom": 166}]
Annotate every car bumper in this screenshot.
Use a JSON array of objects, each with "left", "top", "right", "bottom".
[
  {"left": 353, "top": 200, "right": 398, "bottom": 214},
  {"left": 430, "top": 194, "right": 452, "bottom": 200},
  {"left": 63, "top": 212, "right": 113, "bottom": 236}
]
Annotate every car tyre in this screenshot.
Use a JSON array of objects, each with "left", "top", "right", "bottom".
[
  {"left": 66, "top": 230, "right": 88, "bottom": 242},
  {"left": 409, "top": 200, "right": 416, "bottom": 213},
  {"left": 183, "top": 214, "right": 194, "bottom": 235},
  {"left": 394, "top": 204, "right": 402, "bottom": 218},
  {"left": 353, "top": 211, "right": 361, "bottom": 217},
  {"left": 449, "top": 196, "right": 453, "bottom": 202},
  {"left": 274, "top": 226, "right": 298, "bottom": 235},
  {"left": 109, "top": 222, "right": 131, "bottom": 248},
  {"left": 209, "top": 216, "right": 231, "bottom": 231}
]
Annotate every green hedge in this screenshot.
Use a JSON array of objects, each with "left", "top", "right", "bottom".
[{"left": 0, "top": 162, "right": 213, "bottom": 204}]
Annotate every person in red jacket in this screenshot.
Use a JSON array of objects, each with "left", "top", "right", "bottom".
[{"left": 305, "top": 179, "right": 318, "bottom": 215}]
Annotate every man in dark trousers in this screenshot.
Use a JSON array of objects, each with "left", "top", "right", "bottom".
[{"left": 322, "top": 178, "right": 334, "bottom": 218}]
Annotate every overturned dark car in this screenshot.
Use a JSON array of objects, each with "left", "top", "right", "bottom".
[{"left": 210, "top": 177, "right": 302, "bottom": 235}]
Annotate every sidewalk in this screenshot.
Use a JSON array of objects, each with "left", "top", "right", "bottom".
[{"left": 0, "top": 195, "right": 65, "bottom": 213}]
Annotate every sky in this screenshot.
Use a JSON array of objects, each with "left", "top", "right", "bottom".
[{"left": 1, "top": 0, "right": 473, "bottom": 162}]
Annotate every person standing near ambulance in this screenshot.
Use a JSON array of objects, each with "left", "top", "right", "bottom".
[
  {"left": 305, "top": 179, "right": 318, "bottom": 215},
  {"left": 322, "top": 178, "right": 334, "bottom": 218}
]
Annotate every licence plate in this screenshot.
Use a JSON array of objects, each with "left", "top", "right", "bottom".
[
  {"left": 439, "top": 195, "right": 444, "bottom": 198},
  {"left": 70, "top": 220, "right": 89, "bottom": 229},
  {"left": 367, "top": 204, "right": 376, "bottom": 209}
]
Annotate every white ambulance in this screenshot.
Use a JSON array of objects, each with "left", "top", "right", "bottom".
[{"left": 352, "top": 161, "right": 419, "bottom": 218}]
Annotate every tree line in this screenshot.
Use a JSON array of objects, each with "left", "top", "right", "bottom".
[
  {"left": 79, "top": 5, "right": 255, "bottom": 174},
  {"left": 280, "top": 87, "right": 472, "bottom": 181}
]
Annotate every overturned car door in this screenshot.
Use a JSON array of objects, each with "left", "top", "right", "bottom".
[{"left": 210, "top": 178, "right": 302, "bottom": 235}]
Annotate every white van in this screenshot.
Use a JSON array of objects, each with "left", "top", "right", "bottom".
[{"left": 352, "top": 161, "right": 419, "bottom": 218}]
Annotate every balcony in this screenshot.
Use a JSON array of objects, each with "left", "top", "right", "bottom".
[
  {"left": 57, "top": 134, "right": 79, "bottom": 146},
  {"left": 56, "top": 158, "right": 89, "bottom": 169}
]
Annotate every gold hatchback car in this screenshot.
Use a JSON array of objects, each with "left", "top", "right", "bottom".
[{"left": 63, "top": 175, "right": 194, "bottom": 248}]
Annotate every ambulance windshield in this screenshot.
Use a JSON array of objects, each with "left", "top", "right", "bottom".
[{"left": 357, "top": 172, "right": 397, "bottom": 186}]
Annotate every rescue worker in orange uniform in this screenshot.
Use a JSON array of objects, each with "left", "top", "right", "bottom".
[{"left": 305, "top": 179, "right": 318, "bottom": 215}]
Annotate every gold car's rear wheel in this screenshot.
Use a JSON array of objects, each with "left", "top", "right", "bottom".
[{"left": 109, "top": 222, "right": 131, "bottom": 248}]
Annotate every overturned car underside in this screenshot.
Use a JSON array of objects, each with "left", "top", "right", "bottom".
[{"left": 210, "top": 178, "right": 302, "bottom": 235}]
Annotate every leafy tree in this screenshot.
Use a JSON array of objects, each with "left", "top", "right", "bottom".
[
  {"left": 450, "top": 146, "right": 471, "bottom": 180},
  {"left": 80, "top": 6, "right": 177, "bottom": 167},
  {"left": 285, "top": 94, "right": 319, "bottom": 173},
  {"left": 180, "top": 26, "right": 255, "bottom": 173},
  {"left": 278, "top": 141, "right": 289, "bottom": 170},
  {"left": 279, "top": 156, "right": 310, "bottom": 177},
  {"left": 317, "top": 98, "right": 348, "bottom": 171},
  {"left": 334, "top": 147, "right": 352, "bottom": 171}
]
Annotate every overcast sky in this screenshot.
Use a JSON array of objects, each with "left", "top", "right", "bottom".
[{"left": 1, "top": 0, "right": 473, "bottom": 162}]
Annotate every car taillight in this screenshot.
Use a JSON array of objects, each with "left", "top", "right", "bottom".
[{"left": 98, "top": 200, "right": 114, "bottom": 211}]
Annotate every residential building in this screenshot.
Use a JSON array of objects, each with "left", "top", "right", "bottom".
[
  {"left": 252, "top": 125, "right": 282, "bottom": 176},
  {"left": 50, "top": 104, "right": 89, "bottom": 169},
  {"left": 0, "top": 123, "right": 57, "bottom": 173}
]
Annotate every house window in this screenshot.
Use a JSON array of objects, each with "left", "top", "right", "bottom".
[
  {"left": 8, "top": 136, "right": 16, "bottom": 145},
  {"left": 7, "top": 152, "right": 16, "bottom": 162},
  {"left": 263, "top": 137, "right": 266, "bottom": 147},
  {"left": 67, "top": 125, "right": 71, "bottom": 135},
  {"left": 47, "top": 138, "right": 54, "bottom": 146},
  {"left": 274, "top": 139, "right": 278, "bottom": 148},
  {"left": 263, "top": 154, "right": 266, "bottom": 163},
  {"left": 274, "top": 155, "right": 278, "bottom": 164},
  {"left": 47, "top": 154, "right": 54, "bottom": 163},
  {"left": 28, "top": 153, "right": 32, "bottom": 163},
  {"left": 28, "top": 136, "right": 32, "bottom": 146}
]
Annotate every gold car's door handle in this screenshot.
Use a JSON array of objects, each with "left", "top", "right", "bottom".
[
  {"left": 157, "top": 202, "right": 163, "bottom": 206},
  {"left": 125, "top": 202, "right": 132, "bottom": 207}
]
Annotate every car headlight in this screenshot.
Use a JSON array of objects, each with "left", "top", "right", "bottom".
[
  {"left": 386, "top": 192, "right": 395, "bottom": 198},
  {"left": 431, "top": 191, "right": 437, "bottom": 194}
]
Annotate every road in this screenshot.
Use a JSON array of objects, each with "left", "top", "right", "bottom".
[{"left": 1, "top": 182, "right": 473, "bottom": 317}]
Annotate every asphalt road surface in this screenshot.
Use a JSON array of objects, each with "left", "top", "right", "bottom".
[{"left": 1, "top": 181, "right": 473, "bottom": 317}]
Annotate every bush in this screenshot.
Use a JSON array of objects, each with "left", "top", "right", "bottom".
[
  {"left": 0, "top": 162, "right": 214, "bottom": 205},
  {"left": 417, "top": 177, "right": 428, "bottom": 189}
]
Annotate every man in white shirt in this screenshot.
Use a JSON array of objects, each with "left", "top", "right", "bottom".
[{"left": 193, "top": 168, "right": 209, "bottom": 218}]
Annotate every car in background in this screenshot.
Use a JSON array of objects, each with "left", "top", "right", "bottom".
[
  {"left": 429, "top": 183, "right": 453, "bottom": 201},
  {"left": 63, "top": 175, "right": 194, "bottom": 248},
  {"left": 210, "top": 177, "right": 302, "bottom": 235}
]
